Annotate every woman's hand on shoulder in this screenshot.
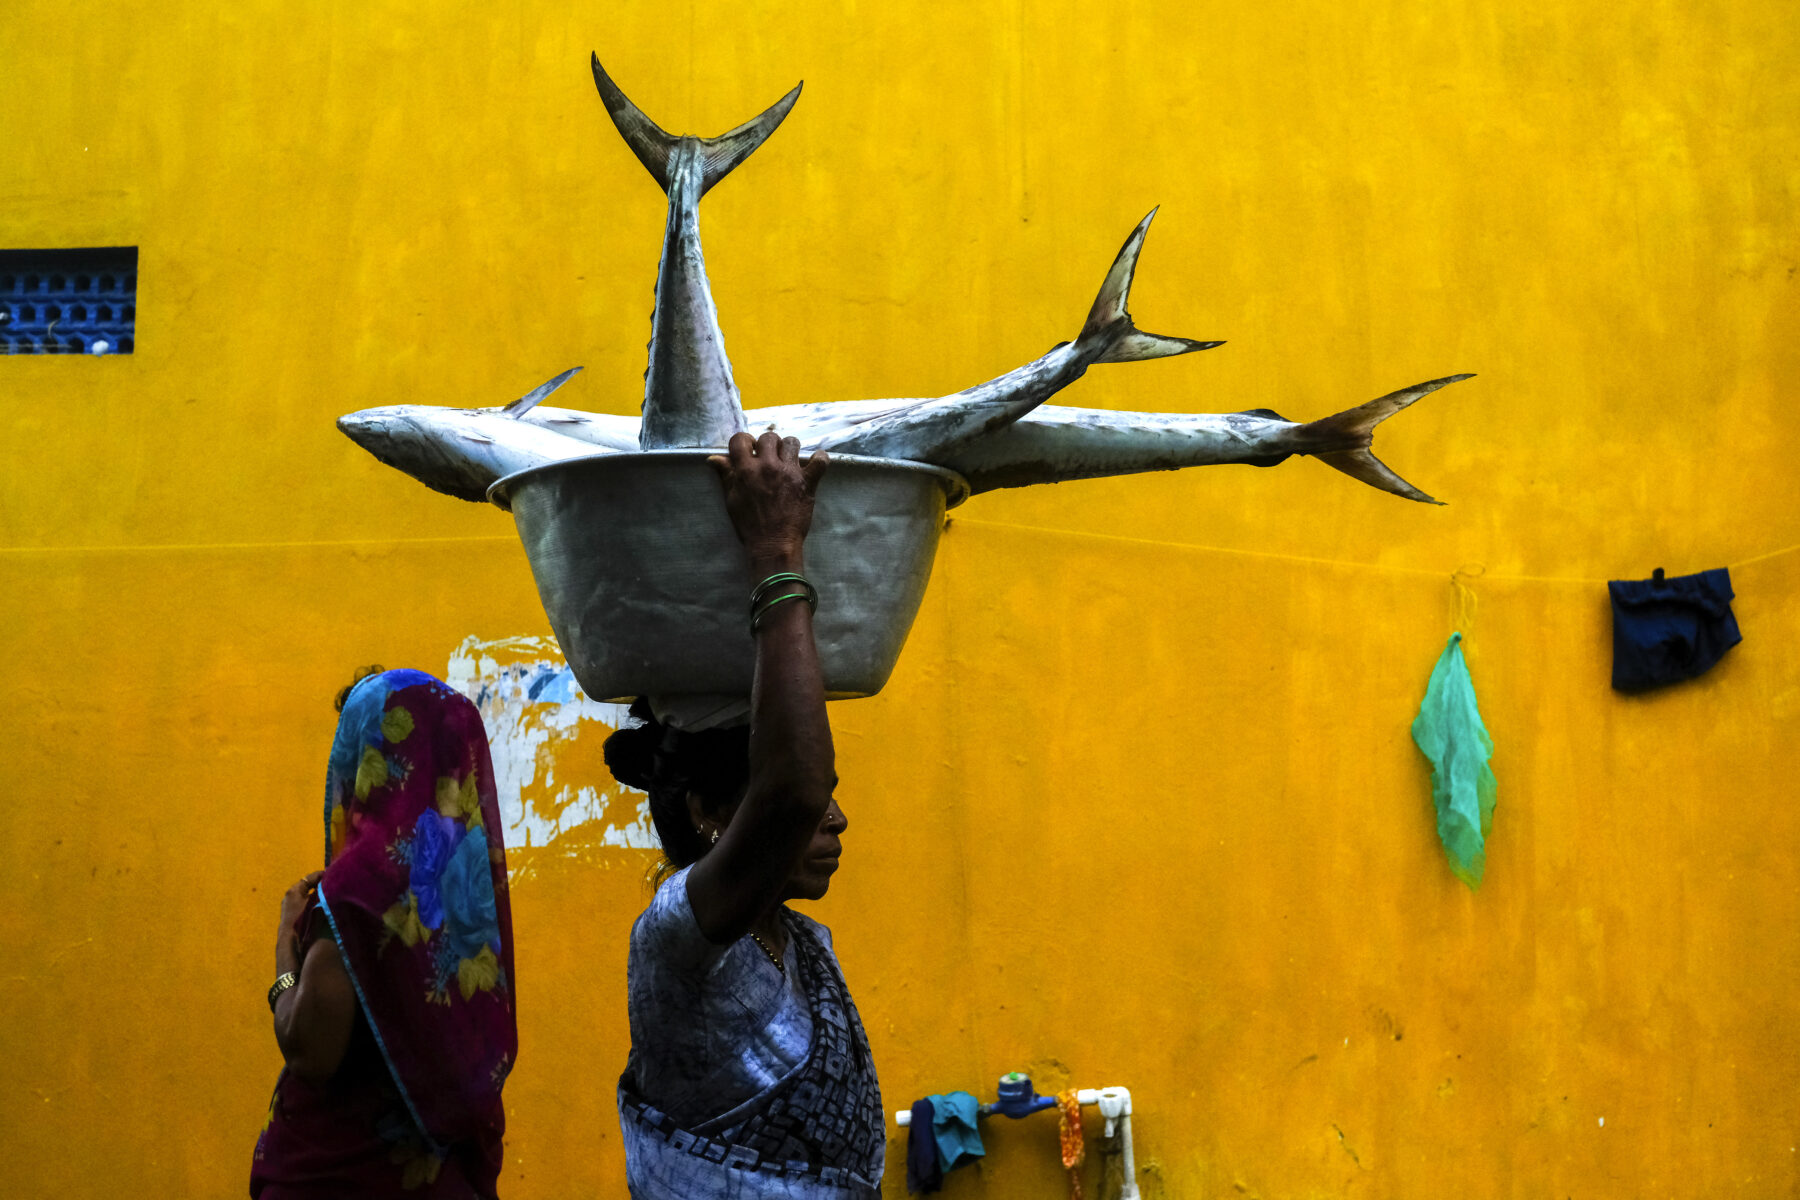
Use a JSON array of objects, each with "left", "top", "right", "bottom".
[{"left": 276, "top": 870, "right": 324, "bottom": 974}]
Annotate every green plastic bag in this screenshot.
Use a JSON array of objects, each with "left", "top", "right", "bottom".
[{"left": 1412, "top": 632, "right": 1497, "bottom": 888}]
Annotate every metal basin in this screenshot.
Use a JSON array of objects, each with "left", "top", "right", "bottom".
[{"left": 488, "top": 451, "right": 969, "bottom": 702}]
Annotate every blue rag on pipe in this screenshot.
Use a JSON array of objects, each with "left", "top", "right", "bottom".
[{"left": 929, "top": 1091, "right": 985, "bottom": 1173}]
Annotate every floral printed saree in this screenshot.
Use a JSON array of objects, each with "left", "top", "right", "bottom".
[{"left": 252, "top": 670, "right": 517, "bottom": 1197}]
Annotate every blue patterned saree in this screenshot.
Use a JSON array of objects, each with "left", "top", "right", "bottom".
[{"left": 619, "top": 912, "right": 884, "bottom": 1198}]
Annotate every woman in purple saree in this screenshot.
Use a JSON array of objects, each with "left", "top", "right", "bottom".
[{"left": 252, "top": 670, "right": 518, "bottom": 1198}]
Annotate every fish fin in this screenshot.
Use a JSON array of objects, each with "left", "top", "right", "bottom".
[
  {"left": 503, "top": 367, "right": 583, "bottom": 418},
  {"left": 1297, "top": 374, "right": 1475, "bottom": 504},
  {"left": 1313, "top": 449, "right": 1442, "bottom": 504},
  {"left": 1096, "top": 330, "right": 1224, "bottom": 363},
  {"left": 591, "top": 55, "right": 677, "bottom": 188},
  {"left": 1080, "top": 208, "right": 1223, "bottom": 362},
  {"left": 697, "top": 82, "right": 803, "bottom": 196},
  {"left": 591, "top": 54, "right": 801, "bottom": 196}
]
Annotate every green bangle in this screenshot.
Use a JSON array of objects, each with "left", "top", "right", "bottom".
[
  {"left": 749, "top": 572, "right": 816, "bottom": 617},
  {"left": 751, "top": 591, "right": 814, "bottom": 633}
]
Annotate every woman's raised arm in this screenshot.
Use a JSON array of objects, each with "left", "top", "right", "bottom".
[{"left": 685, "top": 431, "right": 834, "bottom": 943}]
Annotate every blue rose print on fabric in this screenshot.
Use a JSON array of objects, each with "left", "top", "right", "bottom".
[
  {"left": 440, "top": 829, "right": 503, "bottom": 961},
  {"left": 409, "top": 811, "right": 461, "bottom": 930}
]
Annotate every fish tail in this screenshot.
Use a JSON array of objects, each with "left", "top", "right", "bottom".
[
  {"left": 1293, "top": 374, "right": 1475, "bottom": 504},
  {"left": 591, "top": 54, "right": 801, "bottom": 196},
  {"left": 1077, "top": 208, "right": 1223, "bottom": 363}
]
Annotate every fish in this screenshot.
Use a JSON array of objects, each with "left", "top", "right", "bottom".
[
  {"left": 754, "top": 374, "right": 1472, "bottom": 502},
  {"left": 935, "top": 374, "right": 1469, "bottom": 502},
  {"left": 337, "top": 56, "right": 1471, "bottom": 507},
  {"left": 591, "top": 54, "right": 799, "bottom": 450},
  {"left": 335, "top": 368, "right": 604, "bottom": 502}
]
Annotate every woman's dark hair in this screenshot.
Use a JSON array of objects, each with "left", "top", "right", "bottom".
[
  {"left": 335, "top": 665, "right": 386, "bottom": 712},
  {"left": 603, "top": 698, "right": 751, "bottom": 875}
]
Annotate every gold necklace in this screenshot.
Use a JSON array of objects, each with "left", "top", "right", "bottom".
[{"left": 749, "top": 929, "right": 785, "bottom": 974}]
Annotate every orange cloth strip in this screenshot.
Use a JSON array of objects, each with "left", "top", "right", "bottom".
[{"left": 1056, "top": 1089, "right": 1085, "bottom": 1200}]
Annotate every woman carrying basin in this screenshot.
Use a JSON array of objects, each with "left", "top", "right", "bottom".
[{"left": 604, "top": 431, "right": 885, "bottom": 1199}]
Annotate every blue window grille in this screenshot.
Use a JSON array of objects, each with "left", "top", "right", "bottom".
[{"left": 0, "top": 247, "right": 138, "bottom": 355}]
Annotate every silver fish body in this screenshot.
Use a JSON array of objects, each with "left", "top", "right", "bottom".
[
  {"left": 638, "top": 140, "right": 746, "bottom": 448},
  {"left": 936, "top": 386, "right": 1455, "bottom": 499},
  {"left": 335, "top": 402, "right": 609, "bottom": 503},
  {"left": 514, "top": 405, "right": 639, "bottom": 451}
]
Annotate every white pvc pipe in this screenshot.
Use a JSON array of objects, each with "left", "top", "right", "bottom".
[{"left": 1097, "top": 1087, "right": 1138, "bottom": 1200}]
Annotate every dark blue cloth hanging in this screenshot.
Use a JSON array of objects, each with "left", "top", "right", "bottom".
[
  {"left": 906, "top": 1098, "right": 943, "bottom": 1193},
  {"left": 1608, "top": 567, "right": 1742, "bottom": 692}
]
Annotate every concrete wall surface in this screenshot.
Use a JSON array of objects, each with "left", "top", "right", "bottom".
[{"left": 3, "top": 1, "right": 1796, "bottom": 1195}]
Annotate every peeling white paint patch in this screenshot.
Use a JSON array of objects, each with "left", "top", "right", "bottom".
[{"left": 446, "top": 635, "right": 659, "bottom": 866}]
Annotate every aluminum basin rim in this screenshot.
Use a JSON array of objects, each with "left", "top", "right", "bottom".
[{"left": 486, "top": 449, "right": 972, "bottom": 512}]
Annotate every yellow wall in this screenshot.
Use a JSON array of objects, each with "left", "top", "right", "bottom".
[{"left": 4, "top": 1, "right": 1797, "bottom": 1196}]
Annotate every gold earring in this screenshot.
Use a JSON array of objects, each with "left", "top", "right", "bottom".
[{"left": 709, "top": 829, "right": 719, "bottom": 845}]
